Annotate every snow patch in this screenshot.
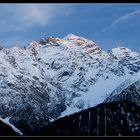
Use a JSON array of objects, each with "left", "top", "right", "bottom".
[{"left": 59, "top": 106, "right": 80, "bottom": 118}]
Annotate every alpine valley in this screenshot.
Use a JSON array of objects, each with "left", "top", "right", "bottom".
[{"left": 0, "top": 34, "right": 140, "bottom": 136}]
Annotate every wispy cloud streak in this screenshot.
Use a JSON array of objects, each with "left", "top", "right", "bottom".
[
  {"left": 102, "top": 9, "right": 140, "bottom": 32},
  {"left": 0, "top": 4, "right": 73, "bottom": 32}
]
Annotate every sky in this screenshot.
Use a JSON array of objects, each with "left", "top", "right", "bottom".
[{"left": 0, "top": 3, "right": 140, "bottom": 52}]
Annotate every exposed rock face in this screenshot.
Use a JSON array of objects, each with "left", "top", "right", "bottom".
[
  {"left": 34, "top": 100, "right": 140, "bottom": 136},
  {"left": 0, "top": 34, "right": 139, "bottom": 133}
]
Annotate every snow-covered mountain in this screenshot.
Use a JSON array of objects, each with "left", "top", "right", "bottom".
[{"left": 0, "top": 34, "right": 140, "bottom": 133}]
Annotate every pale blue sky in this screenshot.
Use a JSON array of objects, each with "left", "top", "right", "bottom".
[{"left": 0, "top": 3, "right": 140, "bottom": 52}]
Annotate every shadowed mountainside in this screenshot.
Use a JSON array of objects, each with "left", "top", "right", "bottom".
[
  {"left": 0, "top": 120, "right": 19, "bottom": 136},
  {"left": 33, "top": 100, "right": 140, "bottom": 136}
]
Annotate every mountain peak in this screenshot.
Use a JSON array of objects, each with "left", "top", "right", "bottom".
[
  {"left": 63, "top": 33, "right": 97, "bottom": 49},
  {"left": 64, "top": 33, "right": 80, "bottom": 40},
  {"left": 111, "top": 46, "right": 139, "bottom": 58},
  {"left": 64, "top": 33, "right": 93, "bottom": 42}
]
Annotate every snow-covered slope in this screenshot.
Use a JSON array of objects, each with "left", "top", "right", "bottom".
[
  {"left": 0, "top": 34, "right": 140, "bottom": 132},
  {"left": 104, "top": 78, "right": 140, "bottom": 105}
]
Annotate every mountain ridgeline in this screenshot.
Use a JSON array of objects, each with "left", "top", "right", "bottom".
[{"left": 0, "top": 34, "right": 140, "bottom": 135}]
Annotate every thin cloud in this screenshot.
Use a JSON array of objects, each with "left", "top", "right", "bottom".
[
  {"left": 102, "top": 9, "right": 140, "bottom": 32},
  {"left": 0, "top": 4, "right": 73, "bottom": 32},
  {"left": 15, "top": 4, "right": 55, "bottom": 30}
]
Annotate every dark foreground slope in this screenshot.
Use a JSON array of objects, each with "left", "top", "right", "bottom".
[
  {"left": 34, "top": 100, "right": 140, "bottom": 136},
  {"left": 0, "top": 120, "right": 19, "bottom": 136}
]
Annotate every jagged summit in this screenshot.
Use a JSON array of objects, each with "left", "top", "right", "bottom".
[
  {"left": 31, "top": 34, "right": 99, "bottom": 54},
  {"left": 64, "top": 33, "right": 87, "bottom": 40},
  {"left": 63, "top": 33, "right": 77, "bottom": 39},
  {"left": 37, "top": 35, "right": 139, "bottom": 58},
  {"left": 63, "top": 33, "right": 96, "bottom": 46}
]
